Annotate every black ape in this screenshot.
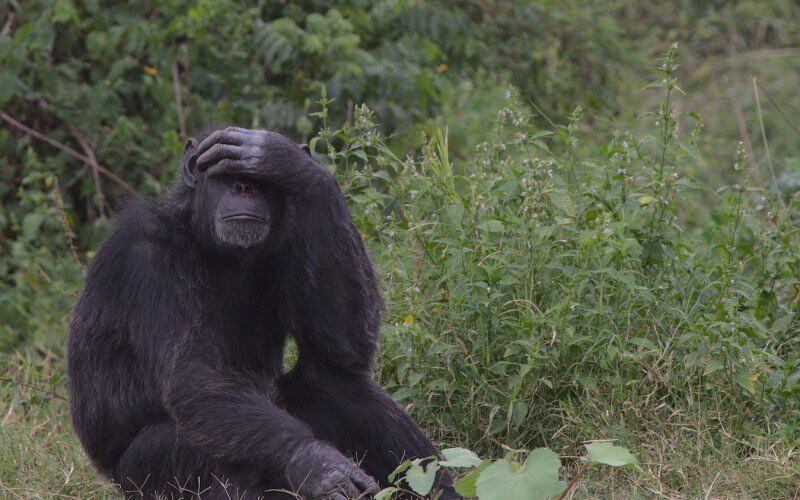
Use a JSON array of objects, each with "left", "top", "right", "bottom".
[{"left": 67, "top": 128, "right": 458, "bottom": 499}]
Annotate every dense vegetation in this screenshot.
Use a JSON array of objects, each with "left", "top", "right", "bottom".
[{"left": 1, "top": 1, "right": 798, "bottom": 497}]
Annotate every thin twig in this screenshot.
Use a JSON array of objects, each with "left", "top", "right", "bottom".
[
  {"left": 755, "top": 79, "right": 800, "bottom": 135},
  {"left": 0, "top": 111, "right": 139, "bottom": 195},
  {"left": 180, "top": 44, "right": 193, "bottom": 132},
  {"left": 72, "top": 128, "right": 106, "bottom": 216},
  {"left": 558, "top": 463, "right": 588, "bottom": 500},
  {"left": 726, "top": 25, "right": 757, "bottom": 182},
  {"left": 704, "top": 471, "right": 720, "bottom": 500},
  {"left": 1, "top": 12, "right": 15, "bottom": 36},
  {"left": 53, "top": 177, "right": 86, "bottom": 271},
  {"left": 752, "top": 78, "right": 780, "bottom": 205},
  {"left": 172, "top": 58, "right": 186, "bottom": 141},
  {"left": 346, "top": 99, "right": 354, "bottom": 125},
  {"left": 0, "top": 377, "right": 67, "bottom": 401}
]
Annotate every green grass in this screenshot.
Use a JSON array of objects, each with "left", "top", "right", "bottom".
[
  {"left": 0, "top": 347, "right": 796, "bottom": 497},
  {"left": 0, "top": 351, "right": 115, "bottom": 498}
]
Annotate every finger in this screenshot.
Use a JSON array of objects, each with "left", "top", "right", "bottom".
[
  {"left": 334, "top": 479, "right": 362, "bottom": 499},
  {"left": 196, "top": 144, "right": 243, "bottom": 172},
  {"left": 197, "top": 129, "right": 250, "bottom": 156},
  {"left": 225, "top": 126, "right": 267, "bottom": 136},
  {"left": 204, "top": 158, "right": 248, "bottom": 178},
  {"left": 225, "top": 127, "right": 280, "bottom": 146},
  {"left": 350, "top": 469, "right": 380, "bottom": 495}
]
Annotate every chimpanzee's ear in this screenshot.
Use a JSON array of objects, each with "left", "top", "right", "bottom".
[
  {"left": 179, "top": 138, "right": 200, "bottom": 188},
  {"left": 299, "top": 143, "right": 311, "bottom": 156}
]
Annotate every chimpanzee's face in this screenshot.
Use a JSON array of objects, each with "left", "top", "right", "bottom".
[{"left": 202, "top": 173, "right": 280, "bottom": 249}]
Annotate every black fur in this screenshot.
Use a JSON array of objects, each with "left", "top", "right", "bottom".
[{"left": 67, "top": 127, "right": 456, "bottom": 499}]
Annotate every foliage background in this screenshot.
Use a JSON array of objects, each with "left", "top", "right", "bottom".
[{"left": 1, "top": 0, "right": 799, "bottom": 497}]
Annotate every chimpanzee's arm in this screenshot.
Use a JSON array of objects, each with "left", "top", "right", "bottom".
[{"left": 196, "top": 128, "right": 383, "bottom": 368}]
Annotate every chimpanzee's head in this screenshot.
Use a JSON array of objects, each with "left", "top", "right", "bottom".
[{"left": 179, "top": 138, "right": 284, "bottom": 250}]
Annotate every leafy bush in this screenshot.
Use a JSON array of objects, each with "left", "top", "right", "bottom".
[{"left": 316, "top": 46, "right": 798, "bottom": 496}]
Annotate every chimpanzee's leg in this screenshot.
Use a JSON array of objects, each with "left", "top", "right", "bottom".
[{"left": 114, "top": 420, "right": 291, "bottom": 499}]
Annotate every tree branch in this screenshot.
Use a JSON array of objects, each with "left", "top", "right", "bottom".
[
  {"left": 0, "top": 111, "right": 139, "bottom": 195},
  {"left": 172, "top": 58, "right": 186, "bottom": 141},
  {"left": 72, "top": 128, "right": 107, "bottom": 216}
]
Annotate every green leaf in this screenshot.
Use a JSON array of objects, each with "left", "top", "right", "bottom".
[
  {"left": 0, "top": 68, "right": 24, "bottom": 107},
  {"left": 439, "top": 447, "right": 483, "bottom": 468},
  {"left": 53, "top": 0, "right": 78, "bottom": 23},
  {"left": 628, "top": 337, "right": 658, "bottom": 351},
  {"left": 444, "top": 203, "right": 465, "bottom": 226},
  {"left": 388, "top": 459, "right": 412, "bottom": 483},
  {"left": 22, "top": 213, "right": 44, "bottom": 241},
  {"left": 703, "top": 359, "right": 724, "bottom": 376},
  {"left": 511, "top": 401, "right": 528, "bottom": 427},
  {"left": 585, "top": 442, "right": 643, "bottom": 472},
  {"left": 454, "top": 460, "right": 492, "bottom": 497},
  {"left": 734, "top": 369, "right": 757, "bottom": 395},
  {"left": 405, "top": 460, "right": 440, "bottom": 496},
  {"left": 475, "top": 448, "right": 566, "bottom": 500},
  {"left": 479, "top": 220, "right": 505, "bottom": 233},
  {"left": 375, "top": 487, "right": 400, "bottom": 500},
  {"left": 637, "top": 195, "right": 655, "bottom": 206}
]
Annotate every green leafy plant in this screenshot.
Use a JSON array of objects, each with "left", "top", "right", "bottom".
[{"left": 377, "top": 443, "right": 642, "bottom": 499}]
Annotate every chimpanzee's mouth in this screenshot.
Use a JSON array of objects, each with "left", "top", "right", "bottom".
[{"left": 222, "top": 214, "right": 266, "bottom": 222}]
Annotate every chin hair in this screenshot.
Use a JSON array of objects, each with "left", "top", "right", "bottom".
[{"left": 215, "top": 220, "right": 270, "bottom": 249}]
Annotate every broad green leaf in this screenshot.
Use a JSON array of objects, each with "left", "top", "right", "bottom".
[
  {"left": 439, "top": 447, "right": 483, "bottom": 468},
  {"left": 454, "top": 460, "right": 492, "bottom": 498},
  {"left": 585, "top": 442, "right": 643, "bottom": 472},
  {"left": 405, "top": 460, "right": 440, "bottom": 496},
  {"left": 475, "top": 448, "right": 565, "bottom": 500}
]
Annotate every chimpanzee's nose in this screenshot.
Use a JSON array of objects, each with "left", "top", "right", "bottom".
[{"left": 233, "top": 180, "right": 251, "bottom": 195}]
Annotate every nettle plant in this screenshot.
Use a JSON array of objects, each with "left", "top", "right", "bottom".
[{"left": 309, "top": 44, "right": 798, "bottom": 498}]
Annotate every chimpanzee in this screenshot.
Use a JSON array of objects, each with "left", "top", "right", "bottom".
[{"left": 67, "top": 127, "right": 459, "bottom": 499}]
